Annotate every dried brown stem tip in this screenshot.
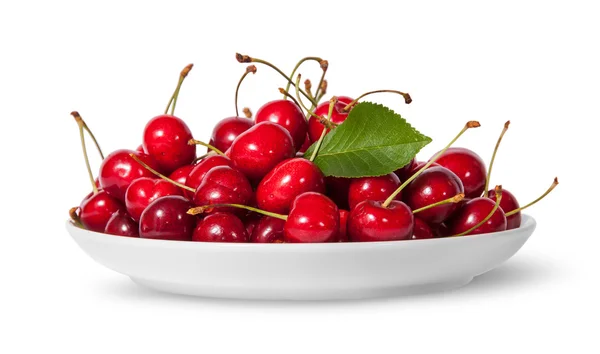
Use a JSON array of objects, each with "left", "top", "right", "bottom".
[
  {"left": 403, "top": 93, "right": 413, "bottom": 104},
  {"left": 181, "top": 64, "right": 193, "bottom": 78},
  {"left": 243, "top": 107, "right": 252, "bottom": 118},
  {"left": 69, "top": 207, "right": 80, "bottom": 222},
  {"left": 70, "top": 111, "right": 82, "bottom": 123},
  {"left": 504, "top": 120, "right": 511, "bottom": 129},
  {"left": 304, "top": 79, "right": 312, "bottom": 92},
  {"left": 453, "top": 193, "right": 466, "bottom": 203},
  {"left": 188, "top": 206, "right": 212, "bottom": 215},
  {"left": 320, "top": 80, "right": 328, "bottom": 95},
  {"left": 320, "top": 60, "right": 329, "bottom": 71},
  {"left": 246, "top": 65, "right": 257, "bottom": 74},
  {"left": 467, "top": 121, "right": 481, "bottom": 128},
  {"left": 236, "top": 53, "right": 252, "bottom": 63}
]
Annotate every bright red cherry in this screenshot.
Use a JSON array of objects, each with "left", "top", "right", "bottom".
[
  {"left": 193, "top": 166, "right": 253, "bottom": 215},
  {"left": 209, "top": 116, "right": 254, "bottom": 153},
  {"left": 307, "top": 98, "right": 351, "bottom": 142},
  {"left": 446, "top": 197, "right": 507, "bottom": 236},
  {"left": 255, "top": 99, "right": 308, "bottom": 150},
  {"left": 185, "top": 155, "right": 233, "bottom": 193},
  {"left": 168, "top": 164, "right": 195, "bottom": 197},
  {"left": 348, "top": 173, "right": 401, "bottom": 210},
  {"left": 99, "top": 149, "right": 160, "bottom": 201},
  {"left": 136, "top": 145, "right": 145, "bottom": 153},
  {"left": 229, "top": 121, "right": 295, "bottom": 183},
  {"left": 325, "top": 176, "right": 352, "bottom": 210},
  {"left": 256, "top": 158, "right": 325, "bottom": 214},
  {"left": 192, "top": 213, "right": 249, "bottom": 243},
  {"left": 250, "top": 216, "right": 286, "bottom": 243},
  {"left": 337, "top": 210, "right": 349, "bottom": 242},
  {"left": 348, "top": 200, "right": 414, "bottom": 242},
  {"left": 433, "top": 147, "right": 487, "bottom": 198},
  {"left": 394, "top": 158, "right": 416, "bottom": 182},
  {"left": 402, "top": 166, "right": 464, "bottom": 224},
  {"left": 487, "top": 188, "right": 520, "bottom": 230},
  {"left": 284, "top": 192, "right": 339, "bottom": 243},
  {"left": 298, "top": 134, "right": 311, "bottom": 153},
  {"left": 139, "top": 196, "right": 196, "bottom": 241},
  {"left": 104, "top": 209, "right": 139, "bottom": 237},
  {"left": 412, "top": 217, "right": 436, "bottom": 240},
  {"left": 142, "top": 114, "right": 196, "bottom": 174},
  {"left": 125, "top": 177, "right": 183, "bottom": 221},
  {"left": 79, "top": 191, "right": 124, "bottom": 233}
]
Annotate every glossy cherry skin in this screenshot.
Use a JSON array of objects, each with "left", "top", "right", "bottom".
[
  {"left": 185, "top": 155, "right": 233, "bottom": 193},
  {"left": 192, "top": 212, "right": 248, "bottom": 243},
  {"left": 298, "top": 134, "right": 311, "bottom": 153},
  {"left": 433, "top": 147, "right": 487, "bottom": 198},
  {"left": 104, "top": 209, "right": 139, "bottom": 237},
  {"left": 408, "top": 161, "right": 441, "bottom": 177},
  {"left": 337, "top": 210, "right": 349, "bottom": 242},
  {"left": 325, "top": 176, "right": 352, "bottom": 210},
  {"left": 193, "top": 166, "right": 253, "bottom": 215},
  {"left": 284, "top": 192, "right": 339, "bottom": 243},
  {"left": 209, "top": 116, "right": 254, "bottom": 153},
  {"left": 244, "top": 212, "right": 262, "bottom": 236},
  {"left": 256, "top": 158, "right": 326, "bottom": 214},
  {"left": 124, "top": 177, "right": 183, "bottom": 221},
  {"left": 168, "top": 164, "right": 195, "bottom": 197},
  {"left": 255, "top": 99, "right": 307, "bottom": 151},
  {"left": 142, "top": 114, "right": 196, "bottom": 174},
  {"left": 402, "top": 166, "right": 464, "bottom": 224},
  {"left": 307, "top": 99, "right": 351, "bottom": 142},
  {"left": 229, "top": 121, "right": 295, "bottom": 183},
  {"left": 446, "top": 197, "right": 507, "bottom": 236},
  {"left": 136, "top": 145, "right": 145, "bottom": 153},
  {"left": 394, "top": 157, "right": 416, "bottom": 182},
  {"left": 79, "top": 190, "right": 125, "bottom": 233},
  {"left": 139, "top": 196, "right": 196, "bottom": 241},
  {"left": 487, "top": 188, "right": 521, "bottom": 229},
  {"left": 99, "top": 149, "right": 160, "bottom": 201},
  {"left": 348, "top": 200, "right": 414, "bottom": 242},
  {"left": 250, "top": 216, "right": 286, "bottom": 243},
  {"left": 412, "top": 217, "right": 435, "bottom": 240},
  {"left": 348, "top": 173, "right": 401, "bottom": 210}
]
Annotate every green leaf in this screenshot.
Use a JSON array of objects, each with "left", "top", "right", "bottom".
[{"left": 304, "top": 101, "right": 431, "bottom": 177}]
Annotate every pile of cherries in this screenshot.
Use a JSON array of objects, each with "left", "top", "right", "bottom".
[{"left": 69, "top": 54, "right": 558, "bottom": 243}]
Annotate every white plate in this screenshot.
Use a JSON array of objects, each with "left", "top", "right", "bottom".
[{"left": 66, "top": 215, "right": 536, "bottom": 300}]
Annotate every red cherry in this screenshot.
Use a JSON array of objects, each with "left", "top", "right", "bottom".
[
  {"left": 185, "top": 155, "right": 234, "bottom": 193},
  {"left": 284, "top": 192, "right": 339, "bottom": 243},
  {"left": 433, "top": 147, "right": 487, "bottom": 198},
  {"left": 337, "top": 210, "right": 349, "bottom": 242},
  {"left": 255, "top": 99, "right": 308, "bottom": 150},
  {"left": 244, "top": 212, "right": 262, "bottom": 236},
  {"left": 168, "top": 164, "right": 195, "bottom": 196},
  {"left": 125, "top": 177, "right": 183, "bottom": 222},
  {"left": 408, "top": 161, "right": 441, "bottom": 177},
  {"left": 446, "top": 197, "right": 507, "bottom": 236},
  {"left": 79, "top": 191, "right": 124, "bottom": 233},
  {"left": 99, "top": 149, "right": 160, "bottom": 201},
  {"left": 348, "top": 173, "right": 401, "bottom": 210},
  {"left": 139, "top": 196, "right": 196, "bottom": 241},
  {"left": 192, "top": 213, "right": 249, "bottom": 242},
  {"left": 298, "top": 134, "right": 311, "bottom": 153},
  {"left": 104, "top": 209, "right": 139, "bottom": 237},
  {"left": 402, "top": 166, "right": 464, "bottom": 224},
  {"left": 307, "top": 99, "right": 351, "bottom": 142},
  {"left": 229, "top": 121, "right": 295, "bottom": 183},
  {"left": 250, "top": 216, "right": 286, "bottom": 243},
  {"left": 193, "top": 166, "right": 253, "bottom": 215},
  {"left": 394, "top": 158, "right": 416, "bottom": 182},
  {"left": 325, "top": 176, "right": 352, "bottom": 210},
  {"left": 209, "top": 116, "right": 254, "bottom": 153},
  {"left": 412, "top": 217, "right": 436, "bottom": 240},
  {"left": 142, "top": 114, "right": 196, "bottom": 174},
  {"left": 487, "top": 188, "right": 520, "bottom": 230},
  {"left": 136, "top": 145, "right": 145, "bottom": 153},
  {"left": 256, "top": 158, "right": 325, "bottom": 214},
  {"left": 348, "top": 200, "right": 414, "bottom": 242}
]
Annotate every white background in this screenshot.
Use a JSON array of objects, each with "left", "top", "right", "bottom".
[{"left": 1, "top": 0, "right": 598, "bottom": 353}]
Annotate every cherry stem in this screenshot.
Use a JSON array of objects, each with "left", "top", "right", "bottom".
[
  {"left": 69, "top": 207, "right": 83, "bottom": 227},
  {"left": 236, "top": 53, "right": 317, "bottom": 106},
  {"left": 243, "top": 107, "right": 252, "bottom": 118},
  {"left": 342, "top": 90, "right": 412, "bottom": 112},
  {"left": 70, "top": 111, "right": 104, "bottom": 159},
  {"left": 71, "top": 111, "right": 98, "bottom": 195},
  {"left": 309, "top": 96, "right": 337, "bottom": 162},
  {"left": 453, "top": 186, "right": 502, "bottom": 237},
  {"left": 505, "top": 177, "right": 559, "bottom": 217},
  {"left": 382, "top": 121, "right": 481, "bottom": 208},
  {"left": 165, "top": 64, "right": 193, "bottom": 115},
  {"left": 294, "top": 74, "right": 335, "bottom": 129},
  {"left": 129, "top": 153, "right": 196, "bottom": 193},
  {"left": 192, "top": 152, "right": 211, "bottom": 164},
  {"left": 188, "top": 139, "right": 226, "bottom": 156},
  {"left": 187, "top": 203, "right": 287, "bottom": 221},
  {"left": 283, "top": 56, "right": 324, "bottom": 99},
  {"left": 312, "top": 61, "right": 328, "bottom": 102},
  {"left": 278, "top": 88, "right": 301, "bottom": 108},
  {"left": 235, "top": 65, "right": 256, "bottom": 117},
  {"left": 483, "top": 121, "right": 510, "bottom": 195},
  {"left": 304, "top": 79, "right": 314, "bottom": 102},
  {"left": 412, "top": 193, "right": 465, "bottom": 214}
]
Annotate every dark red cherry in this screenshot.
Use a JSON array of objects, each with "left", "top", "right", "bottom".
[
  {"left": 79, "top": 190, "right": 124, "bottom": 233},
  {"left": 255, "top": 99, "right": 307, "bottom": 150},
  {"left": 487, "top": 188, "right": 521, "bottom": 230},
  {"left": 185, "top": 155, "right": 234, "bottom": 194},
  {"left": 337, "top": 210, "right": 349, "bottom": 242},
  {"left": 298, "top": 134, "right": 311, "bottom": 153},
  {"left": 307, "top": 98, "right": 351, "bottom": 142},
  {"left": 256, "top": 158, "right": 325, "bottom": 214},
  {"left": 250, "top": 216, "right": 286, "bottom": 243},
  {"left": 139, "top": 196, "right": 196, "bottom": 241},
  {"left": 446, "top": 197, "right": 507, "bottom": 236},
  {"left": 193, "top": 166, "right": 253, "bottom": 215},
  {"left": 433, "top": 147, "right": 487, "bottom": 198},
  {"left": 125, "top": 177, "right": 183, "bottom": 221},
  {"left": 348, "top": 200, "right": 414, "bottom": 242},
  {"left": 168, "top": 164, "right": 195, "bottom": 196},
  {"left": 244, "top": 212, "right": 262, "bottom": 236},
  {"left": 192, "top": 212, "right": 249, "bottom": 243},
  {"left": 348, "top": 173, "right": 401, "bottom": 210},
  {"left": 325, "top": 176, "right": 352, "bottom": 210},
  {"left": 104, "top": 209, "right": 139, "bottom": 237},
  {"left": 209, "top": 116, "right": 254, "bottom": 152},
  {"left": 229, "top": 121, "right": 295, "bottom": 183},
  {"left": 142, "top": 114, "right": 196, "bottom": 174},
  {"left": 408, "top": 161, "right": 441, "bottom": 177},
  {"left": 394, "top": 158, "right": 416, "bottom": 182},
  {"left": 99, "top": 149, "right": 160, "bottom": 201},
  {"left": 284, "top": 192, "right": 339, "bottom": 243},
  {"left": 402, "top": 166, "right": 464, "bottom": 224},
  {"left": 412, "top": 217, "right": 435, "bottom": 240}
]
